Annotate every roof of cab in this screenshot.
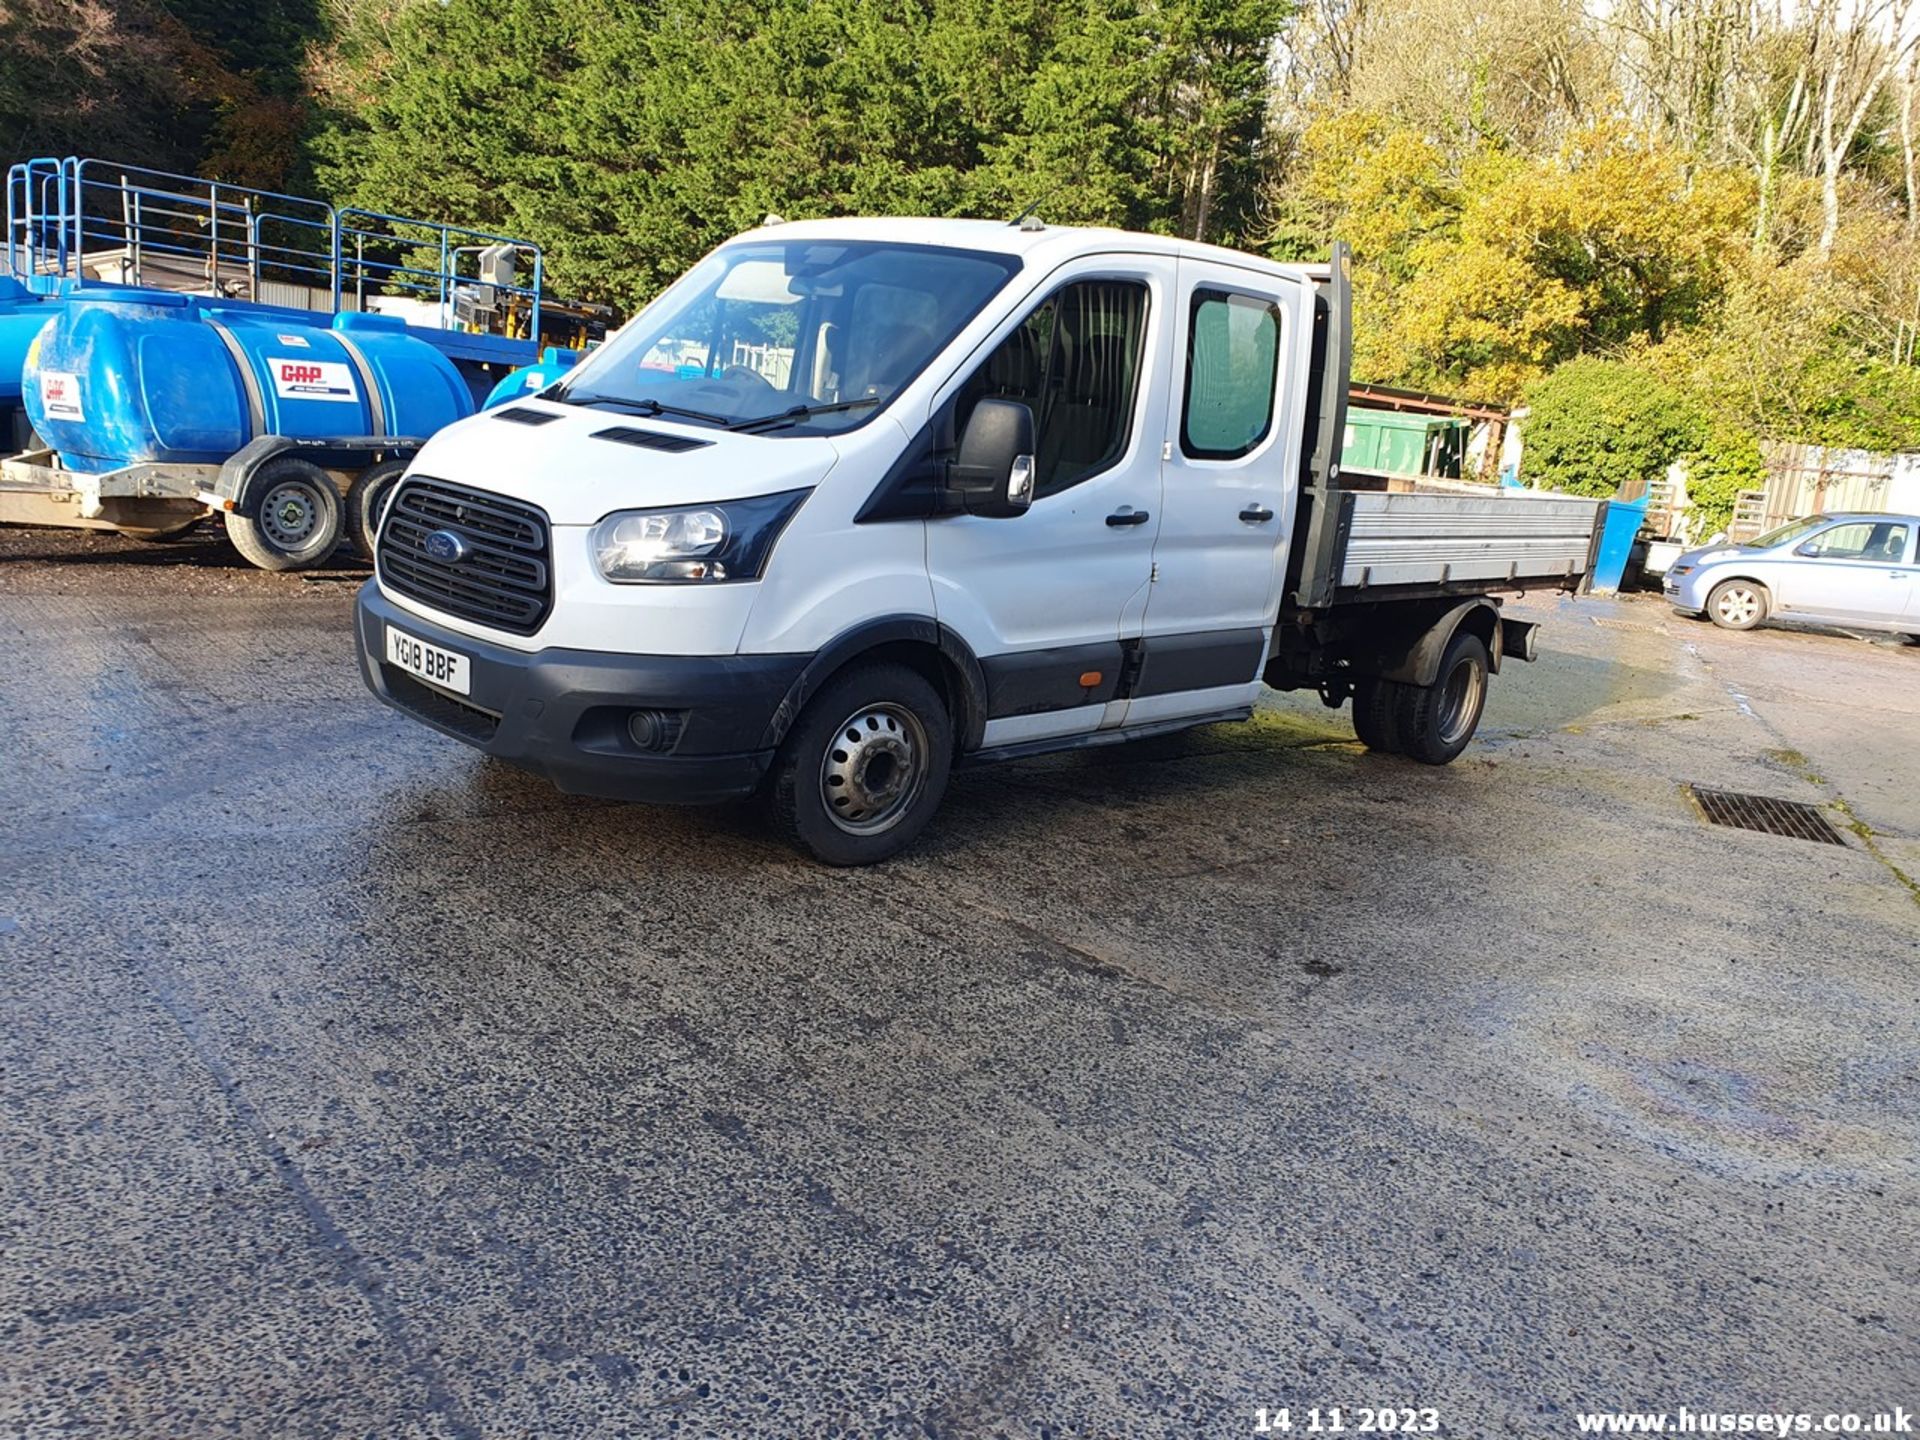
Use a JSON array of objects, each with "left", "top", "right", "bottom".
[{"left": 724, "top": 215, "right": 1324, "bottom": 279}]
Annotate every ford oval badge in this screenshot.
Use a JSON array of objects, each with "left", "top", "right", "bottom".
[{"left": 424, "top": 528, "right": 468, "bottom": 563}]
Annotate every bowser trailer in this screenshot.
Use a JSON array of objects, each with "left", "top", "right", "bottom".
[{"left": 0, "top": 157, "right": 559, "bottom": 568}]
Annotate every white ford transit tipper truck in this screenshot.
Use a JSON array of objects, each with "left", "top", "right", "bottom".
[{"left": 355, "top": 220, "right": 1603, "bottom": 864}]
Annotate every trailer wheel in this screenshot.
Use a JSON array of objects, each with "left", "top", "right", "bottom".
[
  {"left": 224, "top": 458, "right": 344, "bottom": 572},
  {"left": 1392, "top": 630, "right": 1490, "bottom": 766},
  {"left": 1350, "top": 677, "right": 1404, "bottom": 754},
  {"left": 126, "top": 518, "right": 205, "bottom": 542},
  {"left": 767, "top": 661, "right": 953, "bottom": 866},
  {"left": 347, "top": 458, "right": 409, "bottom": 561}
]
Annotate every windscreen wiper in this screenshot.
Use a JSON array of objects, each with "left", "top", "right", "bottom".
[
  {"left": 728, "top": 397, "right": 882, "bottom": 433},
  {"left": 554, "top": 391, "right": 734, "bottom": 427}
]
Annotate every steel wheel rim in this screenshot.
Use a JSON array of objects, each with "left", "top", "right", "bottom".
[
  {"left": 261, "top": 481, "right": 322, "bottom": 550},
  {"left": 1436, "top": 653, "right": 1485, "bottom": 745},
  {"left": 820, "top": 702, "right": 928, "bottom": 836},
  {"left": 1715, "top": 586, "right": 1759, "bottom": 625}
]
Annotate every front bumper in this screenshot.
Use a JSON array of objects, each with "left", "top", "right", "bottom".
[
  {"left": 1663, "top": 568, "right": 1705, "bottom": 613},
  {"left": 355, "top": 582, "right": 806, "bottom": 805}
]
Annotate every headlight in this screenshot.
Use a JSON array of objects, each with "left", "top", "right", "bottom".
[
  {"left": 591, "top": 490, "right": 808, "bottom": 583},
  {"left": 1667, "top": 563, "right": 1693, "bottom": 577}
]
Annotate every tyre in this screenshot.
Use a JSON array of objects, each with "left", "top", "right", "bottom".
[
  {"left": 1350, "top": 676, "right": 1403, "bottom": 753},
  {"left": 346, "top": 458, "right": 409, "bottom": 562},
  {"left": 1391, "top": 630, "right": 1490, "bottom": 766},
  {"left": 224, "top": 457, "right": 344, "bottom": 572},
  {"left": 1705, "top": 578, "right": 1768, "bottom": 631},
  {"left": 131, "top": 518, "right": 205, "bottom": 542},
  {"left": 766, "top": 661, "right": 953, "bottom": 866}
]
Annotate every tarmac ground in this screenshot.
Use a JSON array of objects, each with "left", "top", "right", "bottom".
[{"left": 2, "top": 523, "right": 1916, "bottom": 1438}]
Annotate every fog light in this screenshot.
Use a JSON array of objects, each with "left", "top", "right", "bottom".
[{"left": 626, "top": 708, "right": 686, "bottom": 753}]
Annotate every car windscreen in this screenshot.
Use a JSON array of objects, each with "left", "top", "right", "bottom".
[
  {"left": 553, "top": 240, "right": 1022, "bottom": 436},
  {"left": 1750, "top": 516, "right": 1827, "bottom": 548}
]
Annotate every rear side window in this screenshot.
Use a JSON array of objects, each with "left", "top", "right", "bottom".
[
  {"left": 1182, "top": 289, "right": 1280, "bottom": 460},
  {"left": 954, "top": 280, "right": 1150, "bottom": 498}
]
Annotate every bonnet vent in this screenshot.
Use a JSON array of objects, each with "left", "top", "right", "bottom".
[{"left": 592, "top": 426, "right": 714, "bottom": 454}]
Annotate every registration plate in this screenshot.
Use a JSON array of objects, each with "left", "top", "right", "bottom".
[{"left": 385, "top": 625, "right": 471, "bottom": 696}]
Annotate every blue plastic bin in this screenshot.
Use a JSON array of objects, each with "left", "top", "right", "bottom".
[{"left": 1590, "top": 494, "right": 1651, "bottom": 594}]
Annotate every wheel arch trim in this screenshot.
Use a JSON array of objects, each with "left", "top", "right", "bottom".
[{"left": 759, "top": 615, "right": 989, "bottom": 753}]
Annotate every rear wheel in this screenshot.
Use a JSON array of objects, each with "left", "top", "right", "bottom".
[
  {"left": 224, "top": 457, "right": 344, "bottom": 572},
  {"left": 1705, "top": 578, "right": 1768, "bottom": 631},
  {"left": 1392, "top": 630, "right": 1490, "bottom": 766},
  {"left": 767, "top": 661, "right": 953, "bottom": 866},
  {"left": 346, "top": 458, "right": 409, "bottom": 562},
  {"left": 1350, "top": 676, "right": 1403, "bottom": 753}
]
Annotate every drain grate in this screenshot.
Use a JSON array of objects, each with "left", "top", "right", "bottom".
[{"left": 1687, "top": 785, "right": 1847, "bottom": 846}]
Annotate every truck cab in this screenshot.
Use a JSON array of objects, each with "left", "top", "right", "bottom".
[{"left": 356, "top": 218, "right": 1600, "bottom": 863}]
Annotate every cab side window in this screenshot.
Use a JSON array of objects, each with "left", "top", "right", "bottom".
[
  {"left": 1182, "top": 289, "right": 1280, "bottom": 460},
  {"left": 954, "top": 280, "right": 1149, "bottom": 498}
]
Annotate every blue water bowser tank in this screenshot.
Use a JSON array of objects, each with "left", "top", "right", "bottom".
[
  {"left": 0, "top": 277, "right": 55, "bottom": 403},
  {"left": 484, "top": 345, "right": 580, "bottom": 408},
  {"left": 0, "top": 277, "right": 62, "bottom": 448},
  {"left": 23, "top": 294, "right": 475, "bottom": 473}
]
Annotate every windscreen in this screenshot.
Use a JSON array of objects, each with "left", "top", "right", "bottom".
[
  {"left": 554, "top": 240, "right": 1021, "bottom": 435},
  {"left": 1749, "top": 517, "right": 1827, "bottom": 548}
]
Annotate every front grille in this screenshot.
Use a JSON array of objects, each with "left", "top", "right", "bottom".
[
  {"left": 379, "top": 478, "right": 552, "bottom": 635},
  {"left": 383, "top": 666, "right": 500, "bottom": 742}
]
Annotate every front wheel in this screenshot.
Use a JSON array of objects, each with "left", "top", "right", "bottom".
[
  {"left": 224, "top": 457, "right": 344, "bottom": 572},
  {"left": 766, "top": 661, "right": 953, "bottom": 866},
  {"left": 1706, "top": 578, "right": 1768, "bottom": 631},
  {"left": 1392, "top": 630, "right": 1490, "bottom": 765}
]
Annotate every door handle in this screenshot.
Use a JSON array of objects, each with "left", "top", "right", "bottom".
[
  {"left": 1106, "top": 507, "right": 1151, "bottom": 527},
  {"left": 1239, "top": 505, "right": 1275, "bottom": 523}
]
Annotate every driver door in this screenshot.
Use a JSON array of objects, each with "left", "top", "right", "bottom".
[
  {"left": 923, "top": 258, "right": 1175, "bottom": 747},
  {"left": 1778, "top": 519, "right": 1916, "bottom": 623}
]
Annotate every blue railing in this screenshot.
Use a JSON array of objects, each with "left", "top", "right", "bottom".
[{"left": 2, "top": 157, "right": 543, "bottom": 342}]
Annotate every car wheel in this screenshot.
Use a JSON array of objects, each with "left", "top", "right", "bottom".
[
  {"left": 767, "top": 661, "right": 953, "bottom": 866},
  {"left": 1350, "top": 676, "right": 1403, "bottom": 753},
  {"left": 1391, "top": 630, "right": 1490, "bottom": 766},
  {"left": 1705, "top": 578, "right": 1768, "bottom": 631}
]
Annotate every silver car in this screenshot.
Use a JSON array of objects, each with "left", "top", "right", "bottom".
[{"left": 1665, "top": 512, "right": 1920, "bottom": 637}]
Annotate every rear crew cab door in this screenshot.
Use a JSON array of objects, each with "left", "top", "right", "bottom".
[
  {"left": 923, "top": 255, "right": 1176, "bottom": 748},
  {"left": 1128, "top": 258, "right": 1312, "bottom": 725}
]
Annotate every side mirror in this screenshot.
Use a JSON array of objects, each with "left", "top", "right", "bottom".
[{"left": 946, "top": 398, "right": 1036, "bottom": 518}]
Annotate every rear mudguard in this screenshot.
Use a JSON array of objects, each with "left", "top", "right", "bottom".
[
  {"left": 1366, "top": 599, "right": 1503, "bottom": 686},
  {"left": 213, "top": 434, "right": 425, "bottom": 510}
]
